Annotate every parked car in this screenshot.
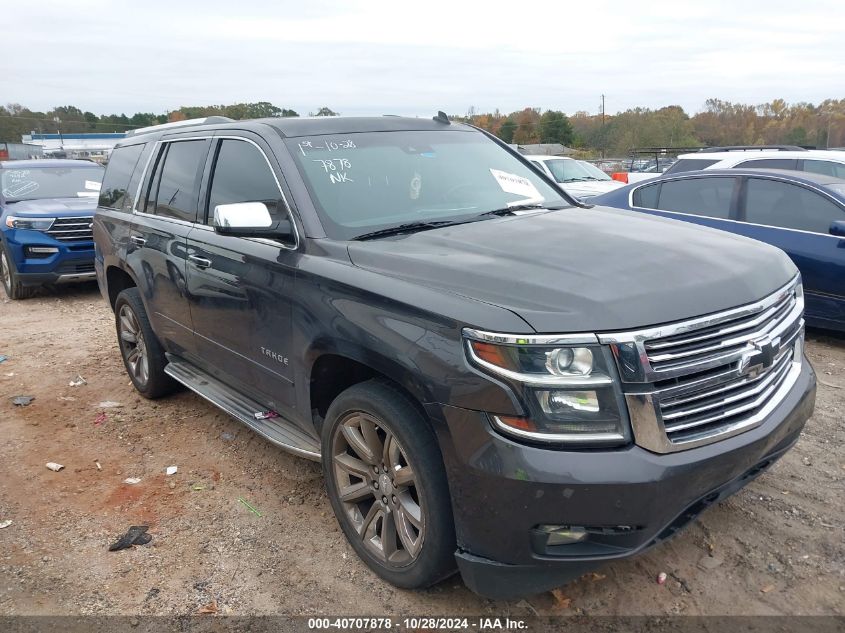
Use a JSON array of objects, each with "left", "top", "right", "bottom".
[
  {"left": 590, "top": 168, "right": 845, "bottom": 331},
  {"left": 663, "top": 145, "right": 845, "bottom": 177},
  {"left": 94, "top": 116, "right": 815, "bottom": 599},
  {"left": 0, "top": 159, "right": 104, "bottom": 299},
  {"left": 525, "top": 155, "right": 624, "bottom": 199}
]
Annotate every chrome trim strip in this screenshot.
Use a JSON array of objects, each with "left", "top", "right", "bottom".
[
  {"left": 56, "top": 272, "right": 97, "bottom": 282},
  {"left": 462, "top": 327, "right": 598, "bottom": 346},
  {"left": 492, "top": 415, "right": 626, "bottom": 444}
]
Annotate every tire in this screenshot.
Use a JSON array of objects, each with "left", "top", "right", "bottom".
[
  {"left": 114, "top": 287, "right": 177, "bottom": 399},
  {"left": 322, "top": 379, "right": 456, "bottom": 589},
  {"left": 0, "top": 244, "right": 36, "bottom": 300}
]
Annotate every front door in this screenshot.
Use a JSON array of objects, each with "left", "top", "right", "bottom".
[
  {"left": 185, "top": 136, "right": 300, "bottom": 417},
  {"left": 736, "top": 176, "right": 845, "bottom": 328}
]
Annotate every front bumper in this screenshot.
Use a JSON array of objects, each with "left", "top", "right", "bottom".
[
  {"left": 428, "top": 359, "right": 816, "bottom": 599},
  {"left": 2, "top": 228, "right": 95, "bottom": 286}
]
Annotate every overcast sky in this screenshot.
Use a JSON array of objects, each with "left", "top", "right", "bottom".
[{"left": 5, "top": 0, "right": 843, "bottom": 119}]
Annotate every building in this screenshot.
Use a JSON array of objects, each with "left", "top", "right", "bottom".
[{"left": 21, "top": 132, "right": 127, "bottom": 163}]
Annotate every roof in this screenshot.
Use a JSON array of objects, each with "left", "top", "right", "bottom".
[
  {"left": 523, "top": 154, "right": 573, "bottom": 162},
  {"left": 122, "top": 115, "right": 474, "bottom": 144},
  {"left": 679, "top": 149, "right": 845, "bottom": 161},
  {"left": 639, "top": 168, "right": 845, "bottom": 188},
  {"left": 0, "top": 159, "right": 104, "bottom": 169},
  {"left": 26, "top": 133, "right": 127, "bottom": 140}
]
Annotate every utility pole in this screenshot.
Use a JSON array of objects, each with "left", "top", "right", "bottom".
[{"left": 600, "top": 94, "right": 606, "bottom": 159}]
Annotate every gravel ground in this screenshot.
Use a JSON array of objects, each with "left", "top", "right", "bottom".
[{"left": 0, "top": 283, "right": 843, "bottom": 616}]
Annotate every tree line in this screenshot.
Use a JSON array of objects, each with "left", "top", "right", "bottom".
[
  {"left": 3, "top": 98, "right": 844, "bottom": 156},
  {"left": 457, "top": 98, "right": 845, "bottom": 156}
]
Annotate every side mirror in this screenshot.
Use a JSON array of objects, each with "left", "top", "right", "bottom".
[
  {"left": 830, "top": 220, "right": 845, "bottom": 237},
  {"left": 213, "top": 202, "right": 293, "bottom": 240}
]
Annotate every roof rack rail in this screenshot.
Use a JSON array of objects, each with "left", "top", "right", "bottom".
[
  {"left": 126, "top": 116, "right": 234, "bottom": 137},
  {"left": 699, "top": 145, "right": 807, "bottom": 153}
]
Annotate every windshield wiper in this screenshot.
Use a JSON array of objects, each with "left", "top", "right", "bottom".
[
  {"left": 476, "top": 202, "right": 565, "bottom": 218},
  {"left": 353, "top": 220, "right": 461, "bottom": 241}
]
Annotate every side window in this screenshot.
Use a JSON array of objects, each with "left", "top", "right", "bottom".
[
  {"left": 147, "top": 140, "right": 209, "bottom": 222},
  {"left": 735, "top": 158, "right": 797, "bottom": 170},
  {"left": 803, "top": 159, "right": 845, "bottom": 179},
  {"left": 207, "top": 139, "right": 289, "bottom": 230},
  {"left": 656, "top": 177, "right": 735, "bottom": 218},
  {"left": 662, "top": 159, "right": 718, "bottom": 175},
  {"left": 98, "top": 144, "right": 144, "bottom": 210},
  {"left": 632, "top": 183, "right": 659, "bottom": 208},
  {"left": 744, "top": 178, "right": 844, "bottom": 233}
]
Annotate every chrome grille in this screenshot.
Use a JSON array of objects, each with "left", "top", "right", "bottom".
[
  {"left": 600, "top": 276, "right": 805, "bottom": 453},
  {"left": 46, "top": 216, "right": 94, "bottom": 242}
]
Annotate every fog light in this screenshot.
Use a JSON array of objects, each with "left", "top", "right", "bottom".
[
  {"left": 539, "top": 525, "right": 588, "bottom": 546},
  {"left": 26, "top": 246, "right": 59, "bottom": 256}
]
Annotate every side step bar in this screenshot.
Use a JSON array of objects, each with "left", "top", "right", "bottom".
[{"left": 164, "top": 356, "right": 321, "bottom": 461}]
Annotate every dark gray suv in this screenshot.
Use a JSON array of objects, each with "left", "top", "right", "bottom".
[{"left": 93, "top": 114, "right": 816, "bottom": 598}]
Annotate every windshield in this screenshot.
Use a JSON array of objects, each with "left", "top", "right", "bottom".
[
  {"left": 1, "top": 166, "right": 104, "bottom": 202},
  {"left": 576, "top": 161, "right": 612, "bottom": 181},
  {"left": 285, "top": 130, "right": 569, "bottom": 240},
  {"left": 544, "top": 158, "right": 607, "bottom": 183}
]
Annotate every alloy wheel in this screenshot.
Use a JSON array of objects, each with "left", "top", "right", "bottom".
[
  {"left": 331, "top": 412, "right": 425, "bottom": 566},
  {"left": 118, "top": 304, "right": 149, "bottom": 385}
]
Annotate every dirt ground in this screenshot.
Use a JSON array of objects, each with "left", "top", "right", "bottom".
[{"left": 0, "top": 283, "right": 843, "bottom": 617}]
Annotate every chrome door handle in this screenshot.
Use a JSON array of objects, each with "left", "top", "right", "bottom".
[
  {"left": 129, "top": 235, "right": 146, "bottom": 246},
  {"left": 188, "top": 255, "right": 212, "bottom": 269}
]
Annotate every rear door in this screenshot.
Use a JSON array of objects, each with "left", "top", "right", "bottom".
[
  {"left": 184, "top": 133, "right": 300, "bottom": 417},
  {"left": 630, "top": 175, "right": 740, "bottom": 232},
  {"left": 734, "top": 176, "right": 845, "bottom": 326},
  {"left": 128, "top": 137, "right": 210, "bottom": 356}
]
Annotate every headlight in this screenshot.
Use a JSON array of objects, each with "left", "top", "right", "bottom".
[
  {"left": 464, "top": 330, "right": 630, "bottom": 445},
  {"left": 5, "top": 216, "right": 56, "bottom": 231}
]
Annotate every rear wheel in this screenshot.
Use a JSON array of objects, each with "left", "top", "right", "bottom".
[
  {"left": 114, "top": 287, "right": 177, "bottom": 399},
  {"left": 322, "top": 380, "right": 456, "bottom": 589},
  {"left": 0, "top": 245, "right": 36, "bottom": 300}
]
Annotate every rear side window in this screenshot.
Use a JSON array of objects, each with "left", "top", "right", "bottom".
[
  {"left": 146, "top": 140, "right": 209, "bottom": 222},
  {"left": 632, "top": 183, "right": 659, "bottom": 208},
  {"left": 662, "top": 159, "right": 718, "bottom": 175},
  {"left": 734, "top": 158, "right": 797, "bottom": 170},
  {"left": 744, "top": 178, "right": 844, "bottom": 233},
  {"left": 206, "top": 139, "right": 289, "bottom": 228},
  {"left": 656, "top": 177, "right": 736, "bottom": 218},
  {"left": 803, "top": 159, "right": 845, "bottom": 179},
  {"left": 98, "top": 144, "right": 144, "bottom": 210}
]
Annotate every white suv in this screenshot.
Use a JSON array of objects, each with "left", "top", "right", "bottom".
[{"left": 663, "top": 145, "right": 845, "bottom": 178}]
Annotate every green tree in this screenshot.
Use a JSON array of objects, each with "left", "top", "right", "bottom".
[
  {"left": 313, "top": 106, "right": 338, "bottom": 117},
  {"left": 538, "top": 110, "right": 574, "bottom": 145},
  {"left": 498, "top": 119, "right": 516, "bottom": 143}
]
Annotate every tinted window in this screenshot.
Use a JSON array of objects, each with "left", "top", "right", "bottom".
[
  {"left": 744, "top": 178, "right": 844, "bottom": 233},
  {"left": 735, "top": 158, "right": 797, "bottom": 170},
  {"left": 98, "top": 144, "right": 144, "bottom": 210},
  {"left": 656, "top": 177, "right": 735, "bottom": 218},
  {"left": 632, "top": 183, "right": 659, "bottom": 208},
  {"left": 149, "top": 140, "right": 208, "bottom": 222},
  {"left": 662, "top": 159, "right": 718, "bottom": 175},
  {"left": 207, "top": 139, "right": 287, "bottom": 226},
  {"left": 803, "top": 159, "right": 845, "bottom": 179}
]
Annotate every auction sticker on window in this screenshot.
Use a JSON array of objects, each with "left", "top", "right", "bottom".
[{"left": 489, "top": 168, "right": 542, "bottom": 200}]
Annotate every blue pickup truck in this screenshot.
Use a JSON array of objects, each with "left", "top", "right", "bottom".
[{"left": 0, "top": 159, "right": 104, "bottom": 299}]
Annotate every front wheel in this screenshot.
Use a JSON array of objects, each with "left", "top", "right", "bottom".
[
  {"left": 322, "top": 380, "right": 456, "bottom": 589},
  {"left": 0, "top": 245, "right": 35, "bottom": 300}
]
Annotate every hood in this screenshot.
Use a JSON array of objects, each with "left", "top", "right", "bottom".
[
  {"left": 561, "top": 180, "right": 623, "bottom": 199},
  {"left": 346, "top": 207, "right": 797, "bottom": 333},
  {"left": 3, "top": 196, "right": 97, "bottom": 217}
]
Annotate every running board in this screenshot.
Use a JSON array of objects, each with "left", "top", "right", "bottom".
[{"left": 164, "top": 357, "right": 321, "bottom": 461}]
